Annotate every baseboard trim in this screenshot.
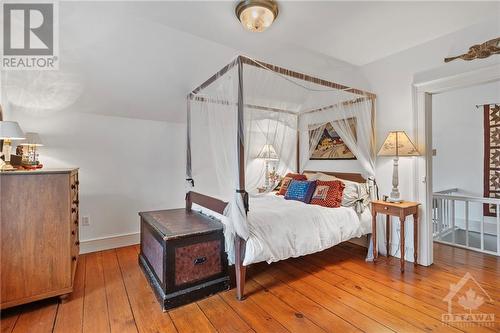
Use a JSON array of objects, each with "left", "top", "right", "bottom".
[{"left": 80, "top": 232, "right": 140, "bottom": 254}]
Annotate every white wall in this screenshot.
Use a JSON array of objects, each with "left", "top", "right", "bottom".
[
  {"left": 432, "top": 80, "right": 500, "bottom": 229},
  {"left": 4, "top": 107, "right": 186, "bottom": 251},
  {"left": 432, "top": 80, "right": 500, "bottom": 195},
  {"left": 1, "top": 1, "right": 370, "bottom": 252},
  {"left": 361, "top": 19, "right": 500, "bottom": 260}
]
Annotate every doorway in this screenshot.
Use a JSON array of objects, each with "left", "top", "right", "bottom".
[
  {"left": 431, "top": 80, "right": 500, "bottom": 256},
  {"left": 413, "top": 63, "right": 500, "bottom": 265}
]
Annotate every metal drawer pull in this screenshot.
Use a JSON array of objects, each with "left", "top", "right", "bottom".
[
  {"left": 193, "top": 256, "right": 207, "bottom": 265},
  {"left": 384, "top": 207, "right": 388, "bottom": 210}
]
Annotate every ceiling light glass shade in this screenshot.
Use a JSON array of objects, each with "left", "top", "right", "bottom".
[
  {"left": 378, "top": 131, "right": 420, "bottom": 157},
  {"left": 236, "top": 0, "right": 278, "bottom": 32},
  {"left": 20, "top": 132, "right": 43, "bottom": 146},
  {"left": 0, "top": 121, "right": 25, "bottom": 140}
]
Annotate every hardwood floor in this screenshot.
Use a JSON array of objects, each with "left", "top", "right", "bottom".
[{"left": 1, "top": 242, "right": 498, "bottom": 333}]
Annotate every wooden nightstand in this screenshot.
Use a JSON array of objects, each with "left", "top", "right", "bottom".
[{"left": 371, "top": 200, "right": 420, "bottom": 272}]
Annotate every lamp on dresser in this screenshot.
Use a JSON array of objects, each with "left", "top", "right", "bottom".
[
  {"left": 377, "top": 131, "right": 420, "bottom": 202},
  {"left": 0, "top": 121, "right": 25, "bottom": 171}
]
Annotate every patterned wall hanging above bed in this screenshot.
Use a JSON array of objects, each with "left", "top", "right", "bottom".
[
  {"left": 484, "top": 104, "right": 500, "bottom": 217},
  {"left": 310, "top": 119, "right": 357, "bottom": 160}
]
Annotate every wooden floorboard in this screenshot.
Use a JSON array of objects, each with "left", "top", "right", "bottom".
[
  {"left": 219, "top": 288, "right": 289, "bottom": 333},
  {"left": 11, "top": 299, "right": 58, "bottom": 333},
  {"left": 169, "top": 303, "right": 216, "bottom": 333},
  {"left": 197, "top": 295, "right": 254, "bottom": 333},
  {"left": 280, "top": 260, "right": 425, "bottom": 332},
  {"left": 53, "top": 256, "right": 86, "bottom": 333},
  {"left": 115, "top": 246, "right": 177, "bottom": 333},
  {"left": 251, "top": 269, "right": 361, "bottom": 333},
  {"left": 0, "top": 307, "right": 20, "bottom": 333},
  {"left": 101, "top": 250, "right": 138, "bottom": 333},
  {"left": 1, "top": 242, "right": 498, "bottom": 333},
  {"left": 83, "top": 251, "right": 111, "bottom": 333}
]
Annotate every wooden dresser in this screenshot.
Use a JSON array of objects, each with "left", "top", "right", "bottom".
[{"left": 0, "top": 168, "right": 80, "bottom": 309}]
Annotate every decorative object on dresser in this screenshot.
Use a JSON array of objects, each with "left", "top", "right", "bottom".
[
  {"left": 19, "top": 132, "right": 44, "bottom": 169},
  {"left": 0, "top": 121, "right": 25, "bottom": 171},
  {"left": 138, "top": 208, "right": 229, "bottom": 311},
  {"left": 371, "top": 200, "right": 420, "bottom": 272},
  {"left": 0, "top": 168, "right": 80, "bottom": 309},
  {"left": 377, "top": 131, "right": 420, "bottom": 202}
]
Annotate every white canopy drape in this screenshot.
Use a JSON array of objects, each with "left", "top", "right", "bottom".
[{"left": 187, "top": 56, "right": 380, "bottom": 261}]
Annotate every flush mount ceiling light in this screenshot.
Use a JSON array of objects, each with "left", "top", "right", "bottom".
[{"left": 235, "top": 0, "right": 278, "bottom": 32}]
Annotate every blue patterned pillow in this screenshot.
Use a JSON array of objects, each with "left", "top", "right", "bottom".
[{"left": 284, "top": 180, "right": 317, "bottom": 203}]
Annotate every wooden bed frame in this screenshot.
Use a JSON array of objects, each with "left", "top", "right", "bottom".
[{"left": 185, "top": 171, "right": 368, "bottom": 300}]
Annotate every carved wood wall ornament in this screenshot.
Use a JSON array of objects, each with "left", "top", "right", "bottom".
[{"left": 444, "top": 37, "right": 500, "bottom": 63}]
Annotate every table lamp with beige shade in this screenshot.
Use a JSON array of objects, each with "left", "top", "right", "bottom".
[
  {"left": 0, "top": 121, "right": 25, "bottom": 171},
  {"left": 257, "top": 144, "right": 279, "bottom": 189},
  {"left": 378, "top": 131, "right": 420, "bottom": 202}
]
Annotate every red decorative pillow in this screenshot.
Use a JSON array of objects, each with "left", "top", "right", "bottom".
[
  {"left": 276, "top": 173, "right": 307, "bottom": 196},
  {"left": 310, "top": 180, "right": 345, "bottom": 208}
]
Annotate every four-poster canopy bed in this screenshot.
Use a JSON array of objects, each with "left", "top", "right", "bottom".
[{"left": 185, "top": 55, "right": 378, "bottom": 300}]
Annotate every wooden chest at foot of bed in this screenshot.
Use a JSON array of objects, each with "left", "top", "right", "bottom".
[{"left": 138, "top": 208, "right": 229, "bottom": 311}]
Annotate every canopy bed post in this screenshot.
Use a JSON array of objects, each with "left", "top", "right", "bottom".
[
  {"left": 186, "top": 95, "right": 193, "bottom": 210},
  {"left": 296, "top": 116, "right": 300, "bottom": 173},
  {"left": 235, "top": 56, "right": 247, "bottom": 301}
]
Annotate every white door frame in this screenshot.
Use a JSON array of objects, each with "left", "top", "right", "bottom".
[{"left": 412, "top": 63, "right": 500, "bottom": 266}]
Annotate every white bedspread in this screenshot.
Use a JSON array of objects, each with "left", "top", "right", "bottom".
[
  {"left": 244, "top": 193, "right": 371, "bottom": 265},
  {"left": 192, "top": 192, "right": 371, "bottom": 266}
]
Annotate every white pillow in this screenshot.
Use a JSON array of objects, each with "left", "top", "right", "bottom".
[
  {"left": 333, "top": 176, "right": 370, "bottom": 213},
  {"left": 303, "top": 172, "right": 319, "bottom": 180},
  {"left": 305, "top": 172, "right": 336, "bottom": 181}
]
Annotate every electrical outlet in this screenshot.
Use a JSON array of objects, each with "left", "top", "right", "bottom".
[{"left": 81, "top": 216, "right": 90, "bottom": 226}]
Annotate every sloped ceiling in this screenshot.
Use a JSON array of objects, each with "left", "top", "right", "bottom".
[{"left": 2, "top": 1, "right": 499, "bottom": 123}]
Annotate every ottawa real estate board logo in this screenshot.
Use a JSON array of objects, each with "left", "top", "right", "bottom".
[
  {"left": 442, "top": 272, "right": 495, "bottom": 327},
  {"left": 1, "top": 1, "right": 59, "bottom": 70}
]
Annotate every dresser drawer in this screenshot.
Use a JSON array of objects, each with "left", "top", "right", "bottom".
[
  {"left": 174, "top": 240, "right": 222, "bottom": 286},
  {"left": 372, "top": 202, "right": 419, "bottom": 217},
  {"left": 373, "top": 203, "right": 401, "bottom": 216}
]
